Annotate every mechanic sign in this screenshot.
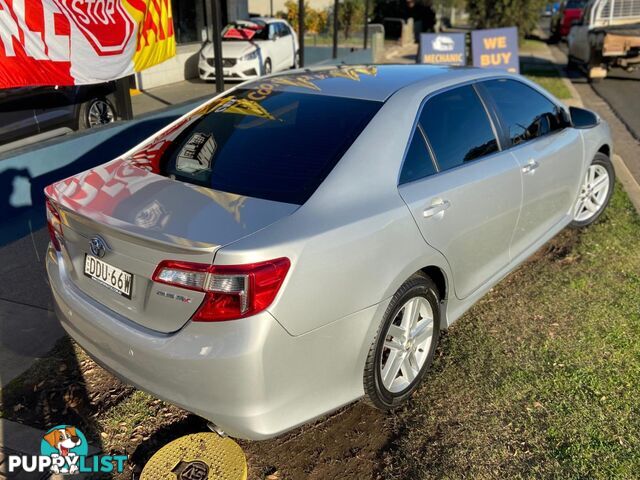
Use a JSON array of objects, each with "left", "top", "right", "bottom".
[
  {"left": 0, "top": 0, "right": 176, "bottom": 88},
  {"left": 471, "top": 27, "right": 519, "bottom": 73},
  {"left": 418, "top": 33, "right": 466, "bottom": 66}
]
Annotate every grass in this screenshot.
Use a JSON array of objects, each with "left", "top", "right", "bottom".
[
  {"left": 523, "top": 65, "right": 572, "bottom": 99},
  {"left": 380, "top": 185, "right": 640, "bottom": 479},
  {"left": 520, "top": 38, "right": 548, "bottom": 52}
]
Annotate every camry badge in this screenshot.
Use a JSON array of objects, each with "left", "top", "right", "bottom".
[{"left": 89, "top": 236, "right": 108, "bottom": 258}]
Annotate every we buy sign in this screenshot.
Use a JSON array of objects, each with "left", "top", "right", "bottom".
[{"left": 0, "top": 0, "right": 175, "bottom": 88}]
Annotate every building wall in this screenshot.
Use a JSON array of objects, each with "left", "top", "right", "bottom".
[{"left": 135, "top": 43, "right": 202, "bottom": 90}]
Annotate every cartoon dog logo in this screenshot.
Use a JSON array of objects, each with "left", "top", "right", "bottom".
[{"left": 42, "top": 426, "right": 84, "bottom": 474}]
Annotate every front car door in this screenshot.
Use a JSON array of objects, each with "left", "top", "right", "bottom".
[
  {"left": 478, "top": 78, "right": 584, "bottom": 259},
  {"left": 398, "top": 84, "right": 523, "bottom": 300}
]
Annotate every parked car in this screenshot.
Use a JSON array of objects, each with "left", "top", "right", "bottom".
[
  {"left": 198, "top": 18, "right": 299, "bottom": 81},
  {"left": 0, "top": 83, "right": 119, "bottom": 152},
  {"left": 550, "top": 0, "right": 587, "bottom": 40},
  {"left": 568, "top": 0, "right": 640, "bottom": 81},
  {"left": 45, "top": 65, "right": 614, "bottom": 440}
]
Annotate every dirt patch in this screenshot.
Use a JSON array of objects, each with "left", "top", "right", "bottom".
[{"left": 240, "top": 403, "right": 389, "bottom": 480}]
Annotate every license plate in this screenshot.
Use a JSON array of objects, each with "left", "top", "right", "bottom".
[{"left": 84, "top": 254, "right": 133, "bottom": 299}]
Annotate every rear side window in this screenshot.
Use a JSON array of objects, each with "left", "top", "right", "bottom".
[
  {"left": 420, "top": 85, "right": 499, "bottom": 172},
  {"left": 161, "top": 90, "right": 381, "bottom": 204},
  {"left": 399, "top": 127, "right": 437, "bottom": 184},
  {"left": 279, "top": 23, "right": 291, "bottom": 36},
  {"left": 482, "top": 79, "right": 566, "bottom": 147}
]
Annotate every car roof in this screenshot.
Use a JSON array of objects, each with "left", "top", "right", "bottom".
[{"left": 240, "top": 64, "right": 509, "bottom": 102}]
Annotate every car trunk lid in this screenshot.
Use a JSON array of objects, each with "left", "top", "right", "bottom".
[{"left": 46, "top": 159, "right": 298, "bottom": 333}]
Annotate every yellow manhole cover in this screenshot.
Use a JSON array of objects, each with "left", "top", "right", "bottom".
[{"left": 141, "top": 432, "right": 247, "bottom": 480}]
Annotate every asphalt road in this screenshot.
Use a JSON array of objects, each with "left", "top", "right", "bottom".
[{"left": 557, "top": 42, "right": 640, "bottom": 140}]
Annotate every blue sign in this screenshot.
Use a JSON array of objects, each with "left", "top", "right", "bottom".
[
  {"left": 471, "top": 27, "right": 519, "bottom": 73},
  {"left": 418, "top": 33, "right": 466, "bottom": 66}
]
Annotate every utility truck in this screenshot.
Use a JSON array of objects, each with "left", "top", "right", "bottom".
[{"left": 568, "top": 0, "right": 640, "bottom": 80}]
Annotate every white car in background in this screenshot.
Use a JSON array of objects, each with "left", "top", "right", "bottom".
[{"left": 199, "top": 18, "right": 299, "bottom": 81}]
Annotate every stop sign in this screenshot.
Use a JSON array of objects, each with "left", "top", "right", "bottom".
[{"left": 53, "top": 0, "right": 135, "bottom": 56}]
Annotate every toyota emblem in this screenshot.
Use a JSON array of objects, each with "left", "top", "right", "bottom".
[{"left": 89, "top": 236, "right": 108, "bottom": 258}]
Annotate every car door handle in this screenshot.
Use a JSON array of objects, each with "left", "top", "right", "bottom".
[
  {"left": 423, "top": 199, "right": 451, "bottom": 218},
  {"left": 522, "top": 159, "right": 540, "bottom": 175}
]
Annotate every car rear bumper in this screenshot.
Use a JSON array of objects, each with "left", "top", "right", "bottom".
[
  {"left": 198, "top": 57, "right": 261, "bottom": 81},
  {"left": 47, "top": 246, "right": 382, "bottom": 440}
]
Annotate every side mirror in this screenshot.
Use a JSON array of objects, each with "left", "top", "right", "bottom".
[{"left": 570, "top": 106, "right": 599, "bottom": 128}]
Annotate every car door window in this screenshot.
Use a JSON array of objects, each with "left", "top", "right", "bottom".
[
  {"left": 279, "top": 23, "right": 291, "bottom": 37},
  {"left": 482, "top": 79, "right": 567, "bottom": 147},
  {"left": 420, "top": 85, "right": 499, "bottom": 172},
  {"left": 399, "top": 127, "right": 437, "bottom": 184}
]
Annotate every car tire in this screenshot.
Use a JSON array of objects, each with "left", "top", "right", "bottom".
[
  {"left": 78, "top": 97, "right": 116, "bottom": 130},
  {"left": 263, "top": 58, "right": 272, "bottom": 76},
  {"left": 292, "top": 51, "right": 300, "bottom": 69},
  {"left": 364, "top": 273, "right": 440, "bottom": 410},
  {"left": 570, "top": 152, "right": 615, "bottom": 228}
]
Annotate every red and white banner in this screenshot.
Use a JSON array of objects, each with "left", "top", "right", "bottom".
[{"left": 0, "top": 0, "right": 175, "bottom": 88}]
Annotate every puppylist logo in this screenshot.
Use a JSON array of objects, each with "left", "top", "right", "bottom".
[{"left": 7, "top": 425, "right": 127, "bottom": 475}]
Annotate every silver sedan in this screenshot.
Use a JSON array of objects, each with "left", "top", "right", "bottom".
[{"left": 45, "top": 65, "right": 614, "bottom": 440}]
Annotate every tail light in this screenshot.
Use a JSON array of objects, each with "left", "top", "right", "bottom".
[
  {"left": 46, "top": 199, "right": 63, "bottom": 252},
  {"left": 152, "top": 258, "right": 290, "bottom": 322}
]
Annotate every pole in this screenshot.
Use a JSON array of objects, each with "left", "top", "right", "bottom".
[
  {"left": 114, "top": 76, "right": 134, "bottom": 120},
  {"left": 363, "top": 0, "right": 369, "bottom": 49},
  {"left": 298, "top": 0, "right": 305, "bottom": 66},
  {"left": 270, "top": 0, "right": 273, "bottom": 17},
  {"left": 332, "top": 0, "right": 338, "bottom": 59},
  {"left": 210, "top": 0, "right": 224, "bottom": 93}
]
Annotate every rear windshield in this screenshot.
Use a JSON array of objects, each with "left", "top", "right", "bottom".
[{"left": 160, "top": 89, "right": 382, "bottom": 204}]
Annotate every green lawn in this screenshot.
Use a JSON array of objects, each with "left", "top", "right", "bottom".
[
  {"left": 381, "top": 185, "right": 640, "bottom": 479},
  {"left": 523, "top": 65, "right": 572, "bottom": 99}
]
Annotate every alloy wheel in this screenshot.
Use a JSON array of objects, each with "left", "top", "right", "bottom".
[
  {"left": 574, "top": 164, "right": 610, "bottom": 222},
  {"left": 87, "top": 100, "right": 115, "bottom": 128},
  {"left": 380, "top": 296, "right": 434, "bottom": 393}
]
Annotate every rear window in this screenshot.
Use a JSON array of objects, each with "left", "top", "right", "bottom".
[{"left": 160, "top": 89, "right": 382, "bottom": 204}]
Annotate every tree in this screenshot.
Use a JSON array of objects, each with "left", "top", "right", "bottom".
[
  {"left": 466, "top": 0, "right": 546, "bottom": 37},
  {"left": 338, "top": 0, "right": 365, "bottom": 39},
  {"left": 282, "top": 0, "right": 329, "bottom": 34}
]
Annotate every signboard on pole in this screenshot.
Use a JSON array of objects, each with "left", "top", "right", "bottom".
[
  {"left": 0, "top": 0, "right": 176, "bottom": 88},
  {"left": 418, "top": 33, "right": 466, "bottom": 65},
  {"left": 471, "top": 27, "right": 519, "bottom": 73}
]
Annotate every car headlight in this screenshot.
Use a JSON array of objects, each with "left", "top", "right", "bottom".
[{"left": 242, "top": 49, "right": 259, "bottom": 61}]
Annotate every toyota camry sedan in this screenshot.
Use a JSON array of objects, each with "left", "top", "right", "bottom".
[{"left": 45, "top": 65, "right": 614, "bottom": 440}]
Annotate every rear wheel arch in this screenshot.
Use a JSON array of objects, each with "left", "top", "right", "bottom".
[
  {"left": 598, "top": 144, "right": 610, "bottom": 157},
  {"left": 420, "top": 265, "right": 447, "bottom": 304}
]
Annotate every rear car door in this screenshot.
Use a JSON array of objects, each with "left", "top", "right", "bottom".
[
  {"left": 33, "top": 86, "right": 76, "bottom": 132},
  {"left": 398, "top": 84, "right": 523, "bottom": 300},
  {"left": 272, "top": 23, "right": 290, "bottom": 70},
  {"left": 0, "top": 88, "right": 39, "bottom": 146},
  {"left": 479, "top": 79, "right": 583, "bottom": 258}
]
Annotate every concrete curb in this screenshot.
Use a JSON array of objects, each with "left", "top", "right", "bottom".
[{"left": 612, "top": 154, "right": 640, "bottom": 213}]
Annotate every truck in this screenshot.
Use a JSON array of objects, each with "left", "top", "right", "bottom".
[{"left": 568, "top": 0, "right": 640, "bottom": 81}]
